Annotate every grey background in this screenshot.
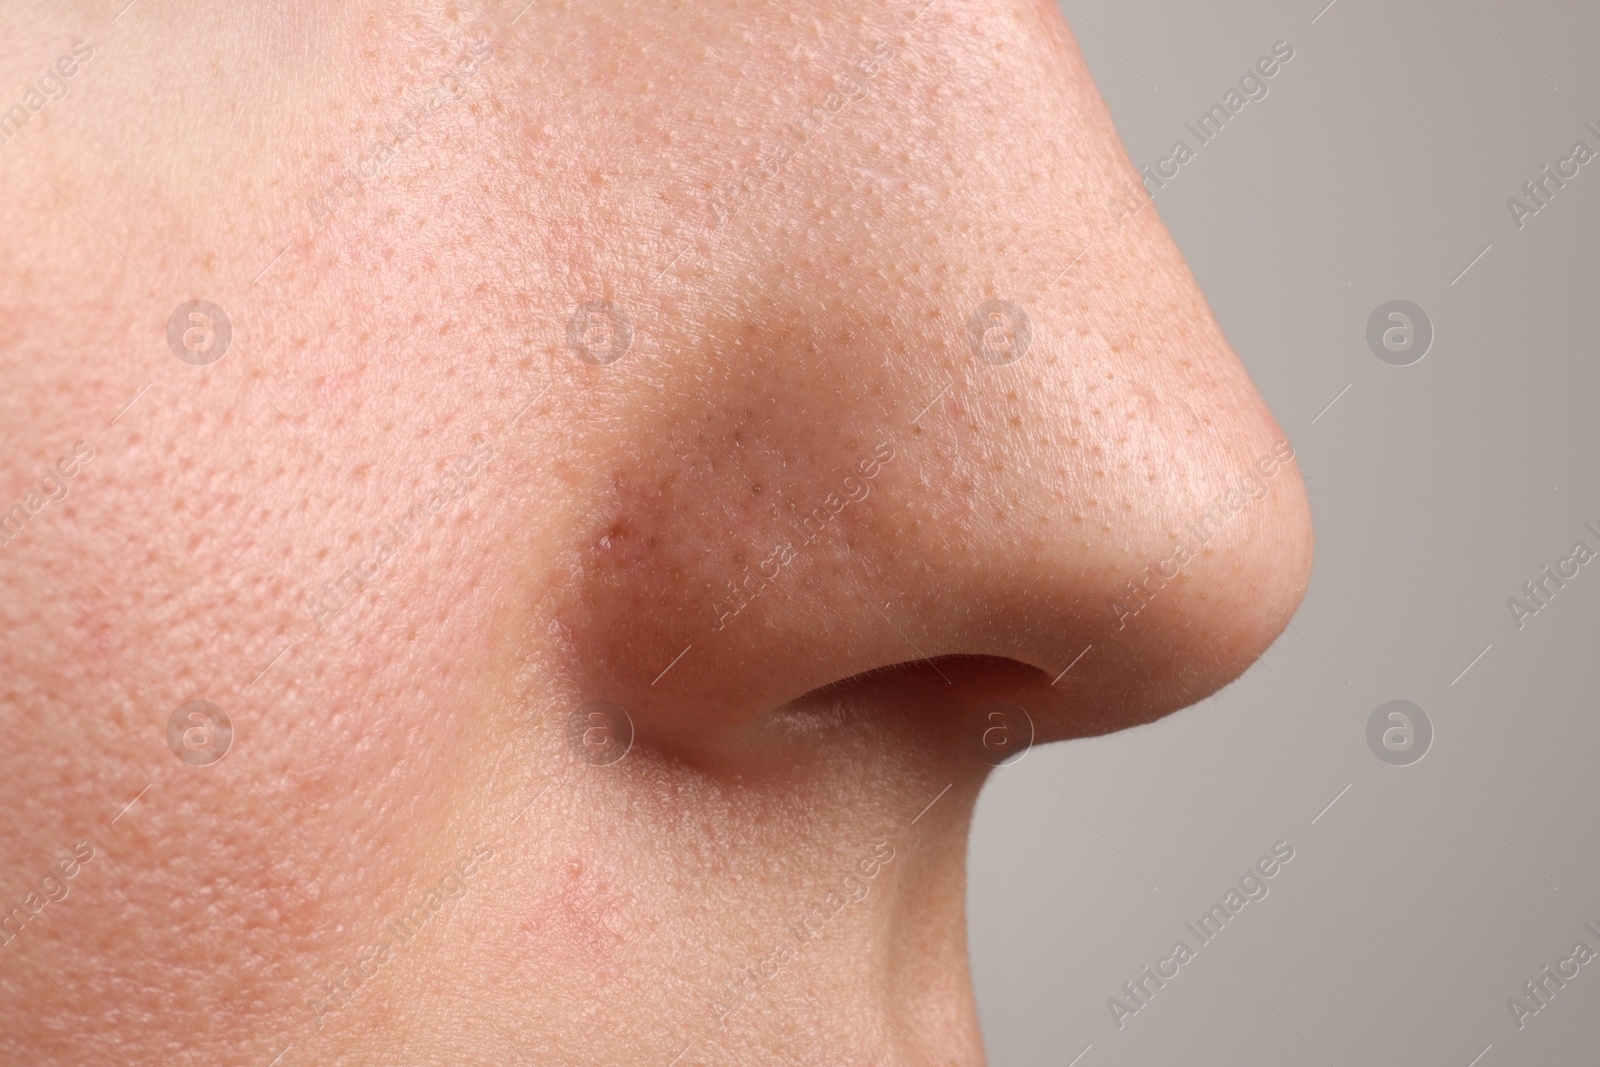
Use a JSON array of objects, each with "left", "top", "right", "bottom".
[{"left": 968, "top": 1, "right": 1600, "bottom": 1064}]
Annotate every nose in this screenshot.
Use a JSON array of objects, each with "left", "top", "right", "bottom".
[{"left": 544, "top": 9, "right": 1313, "bottom": 756}]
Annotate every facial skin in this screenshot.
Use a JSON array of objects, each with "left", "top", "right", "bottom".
[{"left": 0, "top": 1, "right": 1311, "bottom": 1063}]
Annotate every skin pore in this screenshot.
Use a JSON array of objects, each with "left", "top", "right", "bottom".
[{"left": 0, "top": 1, "right": 1312, "bottom": 1063}]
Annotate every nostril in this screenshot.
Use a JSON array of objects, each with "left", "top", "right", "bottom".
[
  {"left": 732, "top": 655, "right": 1067, "bottom": 772},
  {"left": 795, "top": 654, "right": 1048, "bottom": 705},
  {"left": 617, "top": 654, "right": 1025, "bottom": 765}
]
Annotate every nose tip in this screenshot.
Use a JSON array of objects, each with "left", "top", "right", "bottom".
[{"left": 1077, "top": 420, "right": 1315, "bottom": 732}]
